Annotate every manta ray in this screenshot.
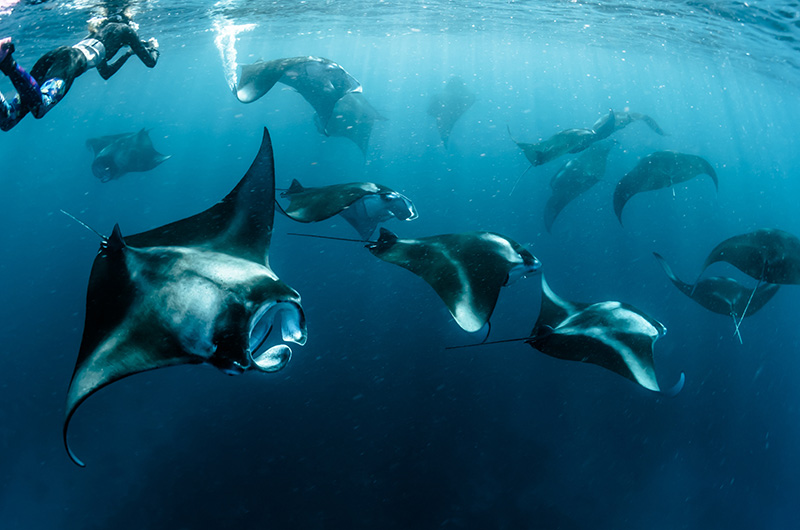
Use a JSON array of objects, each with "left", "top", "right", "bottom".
[
  {"left": 446, "top": 276, "right": 685, "bottom": 395},
  {"left": 235, "top": 56, "right": 362, "bottom": 130},
  {"left": 508, "top": 110, "right": 616, "bottom": 168},
  {"left": 592, "top": 110, "right": 667, "bottom": 140},
  {"left": 428, "top": 76, "right": 476, "bottom": 147},
  {"left": 613, "top": 151, "right": 717, "bottom": 224},
  {"left": 64, "top": 128, "right": 307, "bottom": 467},
  {"left": 528, "top": 276, "right": 685, "bottom": 395},
  {"left": 86, "top": 129, "right": 171, "bottom": 182},
  {"left": 280, "top": 179, "right": 418, "bottom": 239},
  {"left": 544, "top": 140, "right": 615, "bottom": 232},
  {"left": 315, "top": 92, "right": 386, "bottom": 155},
  {"left": 653, "top": 252, "right": 779, "bottom": 343},
  {"left": 366, "top": 229, "right": 541, "bottom": 332}
]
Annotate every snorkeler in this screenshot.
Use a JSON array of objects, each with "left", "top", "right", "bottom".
[{"left": 0, "top": 13, "right": 159, "bottom": 131}]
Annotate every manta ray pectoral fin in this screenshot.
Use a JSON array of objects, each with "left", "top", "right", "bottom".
[
  {"left": 236, "top": 61, "right": 286, "bottom": 103},
  {"left": 653, "top": 252, "right": 695, "bottom": 297},
  {"left": 593, "top": 109, "right": 616, "bottom": 139},
  {"left": 479, "top": 321, "right": 492, "bottom": 343},
  {"left": 85, "top": 133, "right": 131, "bottom": 155},
  {"left": 640, "top": 114, "right": 667, "bottom": 136},
  {"left": 534, "top": 276, "right": 579, "bottom": 335},
  {"left": 126, "top": 128, "right": 276, "bottom": 264},
  {"left": 701, "top": 159, "right": 718, "bottom": 191},
  {"left": 64, "top": 329, "right": 193, "bottom": 467},
  {"left": 659, "top": 372, "right": 686, "bottom": 397},
  {"left": 613, "top": 180, "right": 635, "bottom": 226}
]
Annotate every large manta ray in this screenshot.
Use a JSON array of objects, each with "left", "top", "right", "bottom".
[
  {"left": 544, "top": 140, "right": 615, "bottom": 232},
  {"left": 367, "top": 229, "right": 541, "bottom": 332},
  {"left": 700, "top": 228, "right": 800, "bottom": 285},
  {"left": 280, "top": 179, "right": 418, "bottom": 239},
  {"left": 86, "top": 129, "right": 171, "bottom": 182},
  {"left": 509, "top": 109, "right": 616, "bottom": 167},
  {"left": 64, "top": 128, "right": 307, "bottom": 467},
  {"left": 592, "top": 110, "right": 667, "bottom": 140},
  {"left": 613, "top": 151, "right": 717, "bottom": 224},
  {"left": 315, "top": 92, "right": 386, "bottom": 155},
  {"left": 528, "top": 276, "right": 685, "bottom": 395},
  {"left": 428, "top": 76, "right": 476, "bottom": 147},
  {"left": 653, "top": 252, "right": 779, "bottom": 342},
  {"left": 235, "top": 56, "right": 361, "bottom": 130}
]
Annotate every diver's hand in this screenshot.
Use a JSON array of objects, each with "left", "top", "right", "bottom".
[{"left": 145, "top": 38, "right": 160, "bottom": 63}]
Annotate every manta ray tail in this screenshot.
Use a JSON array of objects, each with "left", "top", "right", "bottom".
[
  {"left": 731, "top": 312, "right": 744, "bottom": 345},
  {"left": 286, "top": 232, "right": 375, "bottom": 244},
  {"left": 506, "top": 124, "right": 519, "bottom": 144},
  {"left": 509, "top": 164, "right": 533, "bottom": 196},
  {"left": 444, "top": 336, "right": 531, "bottom": 350},
  {"left": 735, "top": 264, "right": 765, "bottom": 334},
  {"left": 60, "top": 210, "right": 104, "bottom": 240}
]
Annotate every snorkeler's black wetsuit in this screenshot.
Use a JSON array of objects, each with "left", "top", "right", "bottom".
[
  {"left": 1, "top": 21, "right": 158, "bottom": 130},
  {"left": 30, "top": 22, "right": 158, "bottom": 96}
]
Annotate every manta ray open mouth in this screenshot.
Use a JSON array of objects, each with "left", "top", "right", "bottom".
[{"left": 246, "top": 301, "right": 307, "bottom": 373}]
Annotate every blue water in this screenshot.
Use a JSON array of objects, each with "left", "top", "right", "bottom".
[{"left": 2, "top": 1, "right": 800, "bottom": 528}]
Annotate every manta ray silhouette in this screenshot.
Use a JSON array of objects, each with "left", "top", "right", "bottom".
[
  {"left": 528, "top": 277, "right": 685, "bottom": 395},
  {"left": 235, "top": 56, "right": 362, "bottom": 130},
  {"left": 317, "top": 92, "right": 386, "bottom": 155},
  {"left": 544, "top": 140, "right": 615, "bottom": 232},
  {"left": 280, "top": 179, "right": 418, "bottom": 239},
  {"left": 448, "top": 276, "right": 685, "bottom": 396},
  {"left": 591, "top": 110, "right": 667, "bottom": 140},
  {"left": 366, "top": 229, "right": 541, "bottom": 333},
  {"left": 86, "top": 129, "right": 171, "bottom": 182},
  {"left": 509, "top": 110, "right": 616, "bottom": 168},
  {"left": 653, "top": 252, "right": 779, "bottom": 343},
  {"left": 428, "top": 76, "right": 476, "bottom": 147},
  {"left": 695, "top": 228, "right": 800, "bottom": 331},
  {"left": 64, "top": 128, "right": 307, "bottom": 467},
  {"left": 613, "top": 151, "right": 717, "bottom": 225}
]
